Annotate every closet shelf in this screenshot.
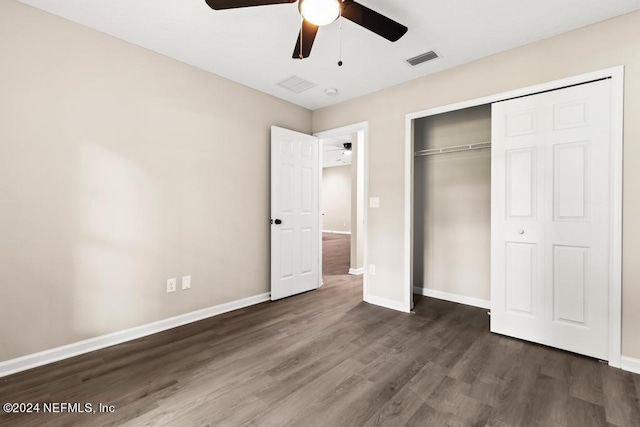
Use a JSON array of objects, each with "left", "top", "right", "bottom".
[{"left": 415, "top": 141, "right": 491, "bottom": 157}]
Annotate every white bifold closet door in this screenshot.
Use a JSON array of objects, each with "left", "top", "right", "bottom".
[{"left": 491, "top": 79, "right": 612, "bottom": 360}]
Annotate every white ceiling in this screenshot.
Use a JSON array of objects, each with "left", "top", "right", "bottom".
[{"left": 19, "top": 0, "right": 640, "bottom": 110}]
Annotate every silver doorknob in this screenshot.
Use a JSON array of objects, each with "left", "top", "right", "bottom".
[{"left": 518, "top": 229, "right": 524, "bottom": 235}]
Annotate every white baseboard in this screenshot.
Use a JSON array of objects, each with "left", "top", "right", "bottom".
[
  {"left": 0, "top": 292, "right": 271, "bottom": 378},
  {"left": 621, "top": 356, "right": 640, "bottom": 375},
  {"left": 365, "top": 295, "right": 409, "bottom": 313},
  {"left": 413, "top": 287, "right": 491, "bottom": 310},
  {"left": 322, "top": 230, "right": 351, "bottom": 235},
  {"left": 348, "top": 268, "right": 363, "bottom": 275}
]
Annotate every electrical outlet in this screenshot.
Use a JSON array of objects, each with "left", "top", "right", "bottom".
[
  {"left": 182, "top": 276, "right": 191, "bottom": 290},
  {"left": 166, "top": 278, "right": 176, "bottom": 293},
  {"left": 369, "top": 264, "right": 376, "bottom": 276},
  {"left": 369, "top": 197, "right": 380, "bottom": 208}
]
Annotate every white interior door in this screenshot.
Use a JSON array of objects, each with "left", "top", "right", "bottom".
[
  {"left": 491, "top": 79, "right": 612, "bottom": 360},
  {"left": 271, "top": 126, "right": 320, "bottom": 301}
]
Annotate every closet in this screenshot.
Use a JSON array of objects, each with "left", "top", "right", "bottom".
[
  {"left": 413, "top": 105, "right": 492, "bottom": 304},
  {"left": 413, "top": 78, "right": 614, "bottom": 361}
]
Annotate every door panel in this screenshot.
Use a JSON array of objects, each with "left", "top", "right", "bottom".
[
  {"left": 280, "top": 164, "right": 294, "bottom": 213},
  {"left": 506, "top": 148, "right": 537, "bottom": 219},
  {"left": 301, "top": 166, "right": 313, "bottom": 213},
  {"left": 505, "top": 242, "right": 536, "bottom": 315},
  {"left": 492, "top": 79, "right": 611, "bottom": 360},
  {"left": 300, "top": 227, "right": 313, "bottom": 275},
  {"left": 271, "top": 126, "right": 319, "bottom": 301},
  {"left": 553, "top": 100, "right": 588, "bottom": 130},
  {"left": 279, "top": 229, "right": 294, "bottom": 279},
  {"left": 506, "top": 110, "right": 537, "bottom": 136},
  {"left": 552, "top": 245, "right": 588, "bottom": 325},
  {"left": 553, "top": 142, "right": 590, "bottom": 221}
]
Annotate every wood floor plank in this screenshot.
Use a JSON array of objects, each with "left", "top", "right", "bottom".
[
  {"left": 405, "top": 403, "right": 454, "bottom": 427},
  {"left": 424, "top": 376, "right": 472, "bottom": 415},
  {"left": 601, "top": 364, "right": 640, "bottom": 427},
  {"left": 245, "top": 359, "right": 365, "bottom": 426},
  {"left": 567, "top": 396, "right": 610, "bottom": 427},
  {"left": 363, "top": 386, "right": 424, "bottom": 427},
  {"left": 255, "top": 343, "right": 363, "bottom": 406},
  {"left": 569, "top": 356, "right": 605, "bottom": 406},
  {"left": 490, "top": 363, "right": 542, "bottom": 426},
  {"left": 519, "top": 373, "right": 570, "bottom": 427},
  {"left": 295, "top": 373, "right": 378, "bottom": 427},
  {"left": 406, "top": 361, "right": 449, "bottom": 401},
  {"left": 340, "top": 355, "right": 424, "bottom": 425}
]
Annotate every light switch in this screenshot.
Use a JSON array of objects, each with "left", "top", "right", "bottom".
[{"left": 369, "top": 197, "right": 380, "bottom": 208}]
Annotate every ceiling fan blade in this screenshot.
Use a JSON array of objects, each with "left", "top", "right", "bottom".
[
  {"left": 341, "top": 0, "right": 407, "bottom": 42},
  {"left": 292, "top": 20, "right": 320, "bottom": 59},
  {"left": 205, "top": 0, "right": 296, "bottom": 10}
]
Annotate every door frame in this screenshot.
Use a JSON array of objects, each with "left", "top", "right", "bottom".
[
  {"left": 314, "top": 122, "right": 369, "bottom": 301},
  {"left": 403, "top": 66, "right": 624, "bottom": 368}
]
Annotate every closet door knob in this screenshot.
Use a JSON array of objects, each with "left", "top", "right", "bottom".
[{"left": 518, "top": 229, "right": 524, "bottom": 235}]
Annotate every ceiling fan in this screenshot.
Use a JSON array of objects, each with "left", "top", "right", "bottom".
[
  {"left": 326, "top": 142, "right": 352, "bottom": 152},
  {"left": 204, "top": 0, "right": 408, "bottom": 59}
]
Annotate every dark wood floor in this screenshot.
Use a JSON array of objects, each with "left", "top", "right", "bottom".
[
  {"left": 1, "top": 237, "right": 639, "bottom": 426},
  {"left": 323, "top": 232, "right": 351, "bottom": 276}
]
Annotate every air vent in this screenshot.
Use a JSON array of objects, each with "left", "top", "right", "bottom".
[
  {"left": 276, "top": 75, "right": 317, "bottom": 94},
  {"left": 406, "top": 50, "right": 439, "bottom": 67}
]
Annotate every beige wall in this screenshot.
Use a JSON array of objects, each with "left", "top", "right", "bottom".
[
  {"left": 313, "top": 11, "right": 640, "bottom": 359},
  {"left": 0, "top": 1, "right": 311, "bottom": 361},
  {"left": 322, "top": 165, "right": 351, "bottom": 232},
  {"left": 413, "top": 106, "right": 491, "bottom": 301}
]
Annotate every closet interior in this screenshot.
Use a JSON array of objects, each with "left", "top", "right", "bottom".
[{"left": 412, "top": 104, "right": 492, "bottom": 303}]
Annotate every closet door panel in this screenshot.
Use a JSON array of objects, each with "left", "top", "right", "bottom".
[
  {"left": 552, "top": 245, "right": 589, "bottom": 325},
  {"left": 492, "top": 79, "right": 612, "bottom": 361},
  {"left": 543, "top": 80, "right": 611, "bottom": 360},
  {"left": 506, "top": 148, "right": 537, "bottom": 220},
  {"left": 553, "top": 142, "right": 590, "bottom": 221},
  {"left": 506, "top": 109, "right": 537, "bottom": 136},
  {"left": 490, "top": 99, "right": 545, "bottom": 343},
  {"left": 505, "top": 242, "right": 537, "bottom": 315}
]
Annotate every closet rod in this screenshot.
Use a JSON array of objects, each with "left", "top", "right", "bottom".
[{"left": 414, "top": 141, "right": 491, "bottom": 157}]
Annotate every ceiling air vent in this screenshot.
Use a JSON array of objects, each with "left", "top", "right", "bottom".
[
  {"left": 406, "top": 50, "right": 439, "bottom": 67},
  {"left": 276, "top": 75, "right": 316, "bottom": 94}
]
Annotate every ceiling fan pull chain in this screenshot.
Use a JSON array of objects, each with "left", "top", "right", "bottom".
[
  {"left": 299, "top": 15, "right": 304, "bottom": 60},
  {"left": 337, "top": 7, "right": 343, "bottom": 66}
]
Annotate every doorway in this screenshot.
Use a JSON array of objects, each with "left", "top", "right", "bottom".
[
  {"left": 315, "top": 122, "right": 368, "bottom": 299},
  {"left": 321, "top": 135, "right": 353, "bottom": 276}
]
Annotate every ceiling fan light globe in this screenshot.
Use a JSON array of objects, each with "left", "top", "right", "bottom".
[{"left": 300, "top": 0, "right": 340, "bottom": 26}]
